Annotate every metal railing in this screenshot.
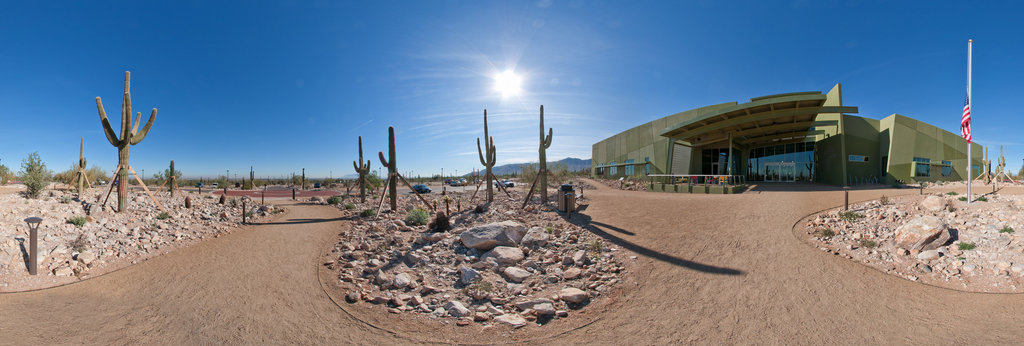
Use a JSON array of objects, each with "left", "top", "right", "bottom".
[{"left": 646, "top": 174, "right": 746, "bottom": 187}]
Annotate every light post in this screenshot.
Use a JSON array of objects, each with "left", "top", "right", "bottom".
[{"left": 24, "top": 217, "right": 42, "bottom": 275}]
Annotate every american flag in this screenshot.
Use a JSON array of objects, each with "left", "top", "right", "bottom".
[{"left": 961, "top": 94, "right": 972, "bottom": 143}]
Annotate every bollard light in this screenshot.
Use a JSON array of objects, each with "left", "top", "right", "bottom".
[
  {"left": 24, "top": 217, "right": 42, "bottom": 275},
  {"left": 843, "top": 186, "right": 850, "bottom": 211}
]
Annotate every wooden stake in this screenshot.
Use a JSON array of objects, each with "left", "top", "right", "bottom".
[
  {"left": 128, "top": 166, "right": 166, "bottom": 214},
  {"left": 375, "top": 174, "right": 392, "bottom": 220},
  {"left": 521, "top": 169, "right": 544, "bottom": 209},
  {"left": 101, "top": 165, "right": 123, "bottom": 207},
  {"left": 396, "top": 172, "right": 435, "bottom": 211}
]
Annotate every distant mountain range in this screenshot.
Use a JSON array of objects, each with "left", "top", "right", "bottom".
[{"left": 470, "top": 157, "right": 591, "bottom": 176}]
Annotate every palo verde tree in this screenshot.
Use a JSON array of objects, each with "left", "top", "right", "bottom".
[
  {"left": 353, "top": 136, "right": 371, "bottom": 203},
  {"left": 96, "top": 71, "right": 157, "bottom": 213}
]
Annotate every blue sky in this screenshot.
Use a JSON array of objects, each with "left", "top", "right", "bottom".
[{"left": 1, "top": 1, "right": 1022, "bottom": 179}]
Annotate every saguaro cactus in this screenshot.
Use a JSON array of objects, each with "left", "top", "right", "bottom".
[
  {"left": 538, "top": 105, "right": 552, "bottom": 202},
  {"left": 353, "top": 136, "right": 371, "bottom": 203},
  {"left": 477, "top": 109, "right": 496, "bottom": 202},
  {"left": 75, "top": 137, "right": 89, "bottom": 194},
  {"left": 249, "top": 166, "right": 255, "bottom": 190},
  {"left": 168, "top": 160, "right": 178, "bottom": 197},
  {"left": 379, "top": 127, "right": 398, "bottom": 211},
  {"left": 302, "top": 168, "right": 306, "bottom": 190},
  {"left": 96, "top": 71, "right": 157, "bottom": 213}
]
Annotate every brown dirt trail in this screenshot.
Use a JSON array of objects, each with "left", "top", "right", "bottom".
[{"left": 3, "top": 183, "right": 1024, "bottom": 345}]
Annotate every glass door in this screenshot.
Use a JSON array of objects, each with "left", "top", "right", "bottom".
[{"left": 765, "top": 162, "right": 796, "bottom": 182}]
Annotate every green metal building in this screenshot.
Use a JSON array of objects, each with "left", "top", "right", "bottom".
[{"left": 591, "top": 84, "right": 983, "bottom": 190}]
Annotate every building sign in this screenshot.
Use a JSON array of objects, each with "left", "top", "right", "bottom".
[{"left": 848, "top": 155, "right": 868, "bottom": 162}]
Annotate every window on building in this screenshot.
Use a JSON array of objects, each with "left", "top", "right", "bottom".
[
  {"left": 624, "top": 159, "right": 635, "bottom": 176},
  {"left": 644, "top": 157, "right": 651, "bottom": 175},
  {"left": 609, "top": 161, "right": 617, "bottom": 176},
  {"left": 597, "top": 165, "right": 604, "bottom": 176},
  {"left": 941, "top": 161, "right": 952, "bottom": 177},
  {"left": 914, "top": 157, "right": 930, "bottom": 177}
]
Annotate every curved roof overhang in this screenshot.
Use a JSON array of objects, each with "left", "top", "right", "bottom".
[{"left": 659, "top": 91, "right": 857, "bottom": 148}]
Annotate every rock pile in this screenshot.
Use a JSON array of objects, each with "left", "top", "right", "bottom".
[
  {"left": 328, "top": 190, "right": 624, "bottom": 328},
  {"left": 0, "top": 187, "right": 276, "bottom": 290},
  {"left": 804, "top": 192, "right": 1024, "bottom": 292}
]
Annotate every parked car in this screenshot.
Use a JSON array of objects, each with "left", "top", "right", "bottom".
[
  {"left": 196, "top": 182, "right": 205, "bottom": 188},
  {"left": 449, "top": 180, "right": 463, "bottom": 186},
  {"left": 314, "top": 183, "right": 322, "bottom": 189},
  {"left": 412, "top": 184, "right": 432, "bottom": 193},
  {"left": 495, "top": 180, "right": 515, "bottom": 188},
  {"left": 212, "top": 183, "right": 219, "bottom": 188}
]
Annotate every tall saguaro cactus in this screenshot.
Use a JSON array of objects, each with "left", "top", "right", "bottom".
[
  {"left": 302, "top": 168, "right": 306, "bottom": 190},
  {"left": 249, "top": 166, "right": 255, "bottom": 190},
  {"left": 75, "top": 137, "right": 89, "bottom": 194},
  {"left": 168, "top": 160, "right": 178, "bottom": 197},
  {"left": 477, "top": 109, "right": 496, "bottom": 202},
  {"left": 353, "top": 136, "right": 371, "bottom": 203},
  {"left": 538, "top": 105, "right": 552, "bottom": 202},
  {"left": 379, "top": 127, "right": 398, "bottom": 211},
  {"left": 96, "top": 71, "right": 157, "bottom": 213}
]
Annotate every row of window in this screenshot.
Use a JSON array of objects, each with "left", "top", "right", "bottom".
[
  {"left": 914, "top": 157, "right": 955, "bottom": 177},
  {"left": 596, "top": 158, "right": 651, "bottom": 176}
]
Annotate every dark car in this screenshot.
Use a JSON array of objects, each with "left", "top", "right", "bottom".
[
  {"left": 196, "top": 182, "right": 205, "bottom": 188},
  {"left": 494, "top": 180, "right": 515, "bottom": 188},
  {"left": 412, "top": 184, "right": 432, "bottom": 193},
  {"left": 314, "top": 183, "right": 322, "bottom": 189}
]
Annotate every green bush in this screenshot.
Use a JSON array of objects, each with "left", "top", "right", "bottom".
[
  {"left": 344, "top": 203, "right": 355, "bottom": 210},
  {"left": 958, "top": 196, "right": 968, "bottom": 201},
  {"left": 958, "top": 242, "right": 976, "bottom": 250},
  {"left": 945, "top": 191, "right": 959, "bottom": 196},
  {"left": 0, "top": 163, "right": 11, "bottom": 185},
  {"left": 20, "top": 152, "right": 52, "bottom": 199},
  {"left": 819, "top": 228, "right": 835, "bottom": 238},
  {"left": 327, "top": 195, "right": 343, "bottom": 205},
  {"left": 977, "top": 196, "right": 988, "bottom": 202},
  {"left": 838, "top": 211, "right": 863, "bottom": 223},
  {"left": 360, "top": 209, "right": 376, "bottom": 217},
  {"left": 405, "top": 208, "right": 429, "bottom": 226},
  {"left": 157, "top": 212, "right": 170, "bottom": 220},
  {"left": 1000, "top": 226, "right": 1014, "bottom": 234},
  {"left": 859, "top": 239, "right": 877, "bottom": 249},
  {"left": 67, "top": 216, "right": 87, "bottom": 227},
  {"left": 60, "top": 196, "right": 71, "bottom": 204}
]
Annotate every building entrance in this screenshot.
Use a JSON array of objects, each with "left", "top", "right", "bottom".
[{"left": 764, "top": 162, "right": 796, "bottom": 182}]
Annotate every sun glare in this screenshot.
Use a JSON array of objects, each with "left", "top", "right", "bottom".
[{"left": 494, "top": 70, "right": 522, "bottom": 97}]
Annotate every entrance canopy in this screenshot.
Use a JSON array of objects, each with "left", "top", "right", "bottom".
[{"left": 659, "top": 91, "right": 857, "bottom": 147}]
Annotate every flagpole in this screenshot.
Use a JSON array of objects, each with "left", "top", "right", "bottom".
[{"left": 967, "top": 39, "right": 973, "bottom": 204}]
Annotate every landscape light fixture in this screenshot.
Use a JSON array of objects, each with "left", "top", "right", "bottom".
[{"left": 24, "top": 217, "right": 42, "bottom": 275}]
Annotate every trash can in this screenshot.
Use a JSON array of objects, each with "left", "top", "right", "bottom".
[{"left": 557, "top": 184, "right": 576, "bottom": 213}]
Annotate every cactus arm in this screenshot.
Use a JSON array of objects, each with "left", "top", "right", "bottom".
[
  {"left": 130, "top": 109, "right": 156, "bottom": 145},
  {"left": 477, "top": 138, "right": 487, "bottom": 165},
  {"left": 131, "top": 111, "right": 141, "bottom": 136},
  {"left": 96, "top": 98, "right": 121, "bottom": 146},
  {"left": 121, "top": 81, "right": 131, "bottom": 139},
  {"left": 353, "top": 160, "right": 360, "bottom": 171},
  {"left": 379, "top": 151, "right": 389, "bottom": 167},
  {"left": 488, "top": 137, "right": 496, "bottom": 165},
  {"left": 543, "top": 128, "right": 552, "bottom": 148}
]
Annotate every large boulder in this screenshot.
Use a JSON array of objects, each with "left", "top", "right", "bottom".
[
  {"left": 480, "top": 246, "right": 524, "bottom": 265},
  {"left": 920, "top": 195, "right": 947, "bottom": 212},
  {"left": 894, "top": 216, "right": 951, "bottom": 251},
  {"left": 493, "top": 314, "right": 527, "bottom": 328},
  {"left": 521, "top": 227, "right": 550, "bottom": 249},
  {"left": 459, "top": 221, "right": 527, "bottom": 250},
  {"left": 559, "top": 287, "right": 589, "bottom": 304},
  {"left": 445, "top": 301, "right": 471, "bottom": 317},
  {"left": 502, "top": 266, "right": 532, "bottom": 283}
]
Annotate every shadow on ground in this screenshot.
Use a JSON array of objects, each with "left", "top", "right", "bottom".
[{"left": 569, "top": 212, "right": 744, "bottom": 276}]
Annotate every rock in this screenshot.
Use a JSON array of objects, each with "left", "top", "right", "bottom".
[
  {"left": 559, "top": 287, "right": 589, "bottom": 304},
  {"left": 521, "top": 227, "right": 550, "bottom": 249},
  {"left": 894, "top": 216, "right": 950, "bottom": 252},
  {"left": 1011, "top": 264, "right": 1024, "bottom": 274},
  {"left": 310, "top": 196, "right": 325, "bottom": 203},
  {"left": 494, "top": 314, "right": 528, "bottom": 328},
  {"left": 502, "top": 266, "right": 531, "bottom": 283},
  {"left": 474, "top": 312, "right": 491, "bottom": 322},
  {"left": 571, "top": 250, "right": 586, "bottom": 266},
  {"left": 563, "top": 267, "right": 582, "bottom": 280},
  {"left": 393, "top": 273, "right": 413, "bottom": 288},
  {"left": 345, "top": 291, "right": 361, "bottom": 303},
  {"left": 445, "top": 301, "right": 471, "bottom": 317},
  {"left": 917, "top": 250, "right": 940, "bottom": 261},
  {"left": 920, "top": 195, "right": 947, "bottom": 212},
  {"left": 54, "top": 267, "right": 74, "bottom": 277},
  {"left": 459, "top": 267, "right": 481, "bottom": 286},
  {"left": 514, "top": 298, "right": 554, "bottom": 310},
  {"left": 534, "top": 303, "right": 555, "bottom": 315},
  {"left": 77, "top": 251, "right": 97, "bottom": 265},
  {"left": 459, "top": 221, "right": 527, "bottom": 250},
  {"left": 481, "top": 246, "right": 524, "bottom": 266}
]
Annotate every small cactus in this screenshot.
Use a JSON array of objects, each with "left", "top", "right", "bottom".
[
  {"left": 538, "top": 105, "right": 552, "bottom": 202},
  {"left": 74, "top": 137, "right": 90, "bottom": 194},
  {"left": 96, "top": 71, "right": 157, "bottom": 213},
  {"left": 184, "top": 196, "right": 192, "bottom": 209},
  {"left": 168, "top": 160, "right": 178, "bottom": 197},
  {"left": 353, "top": 136, "right": 371, "bottom": 203},
  {"left": 477, "top": 109, "right": 496, "bottom": 202},
  {"left": 378, "top": 127, "right": 398, "bottom": 211}
]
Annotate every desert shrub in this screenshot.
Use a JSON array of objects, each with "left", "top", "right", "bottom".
[
  {"left": 958, "top": 196, "right": 968, "bottom": 201},
  {"left": 69, "top": 234, "right": 88, "bottom": 252},
  {"left": 859, "top": 239, "right": 877, "bottom": 249},
  {"left": 838, "top": 211, "right": 863, "bottom": 222},
  {"left": 473, "top": 204, "right": 485, "bottom": 213},
  {"left": 819, "top": 228, "right": 835, "bottom": 238},
  {"left": 428, "top": 211, "right": 450, "bottom": 231},
  {"left": 60, "top": 196, "right": 71, "bottom": 204},
  {"left": 588, "top": 239, "right": 604, "bottom": 252},
  {"left": 156, "top": 212, "right": 170, "bottom": 220},
  {"left": 67, "top": 216, "right": 87, "bottom": 227},
  {"left": 20, "top": 152, "right": 52, "bottom": 199},
  {"left": 977, "top": 196, "right": 988, "bottom": 202},
  {"left": 0, "top": 163, "right": 11, "bottom": 184},
  {"left": 958, "top": 242, "right": 976, "bottom": 250},
  {"left": 360, "top": 209, "right": 376, "bottom": 217},
  {"left": 946, "top": 191, "right": 959, "bottom": 196},
  {"left": 405, "top": 208, "right": 429, "bottom": 226},
  {"left": 462, "top": 278, "right": 495, "bottom": 295},
  {"left": 1000, "top": 226, "right": 1014, "bottom": 234},
  {"left": 879, "top": 195, "right": 890, "bottom": 205},
  {"left": 344, "top": 203, "right": 355, "bottom": 210},
  {"left": 327, "top": 195, "right": 343, "bottom": 205}
]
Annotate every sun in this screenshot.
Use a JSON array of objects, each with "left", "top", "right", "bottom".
[{"left": 493, "top": 70, "right": 522, "bottom": 97}]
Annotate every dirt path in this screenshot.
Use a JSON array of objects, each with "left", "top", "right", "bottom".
[{"left": 4, "top": 182, "right": 1024, "bottom": 345}]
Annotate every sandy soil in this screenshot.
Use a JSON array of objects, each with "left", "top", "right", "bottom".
[{"left": 3, "top": 181, "right": 1024, "bottom": 345}]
